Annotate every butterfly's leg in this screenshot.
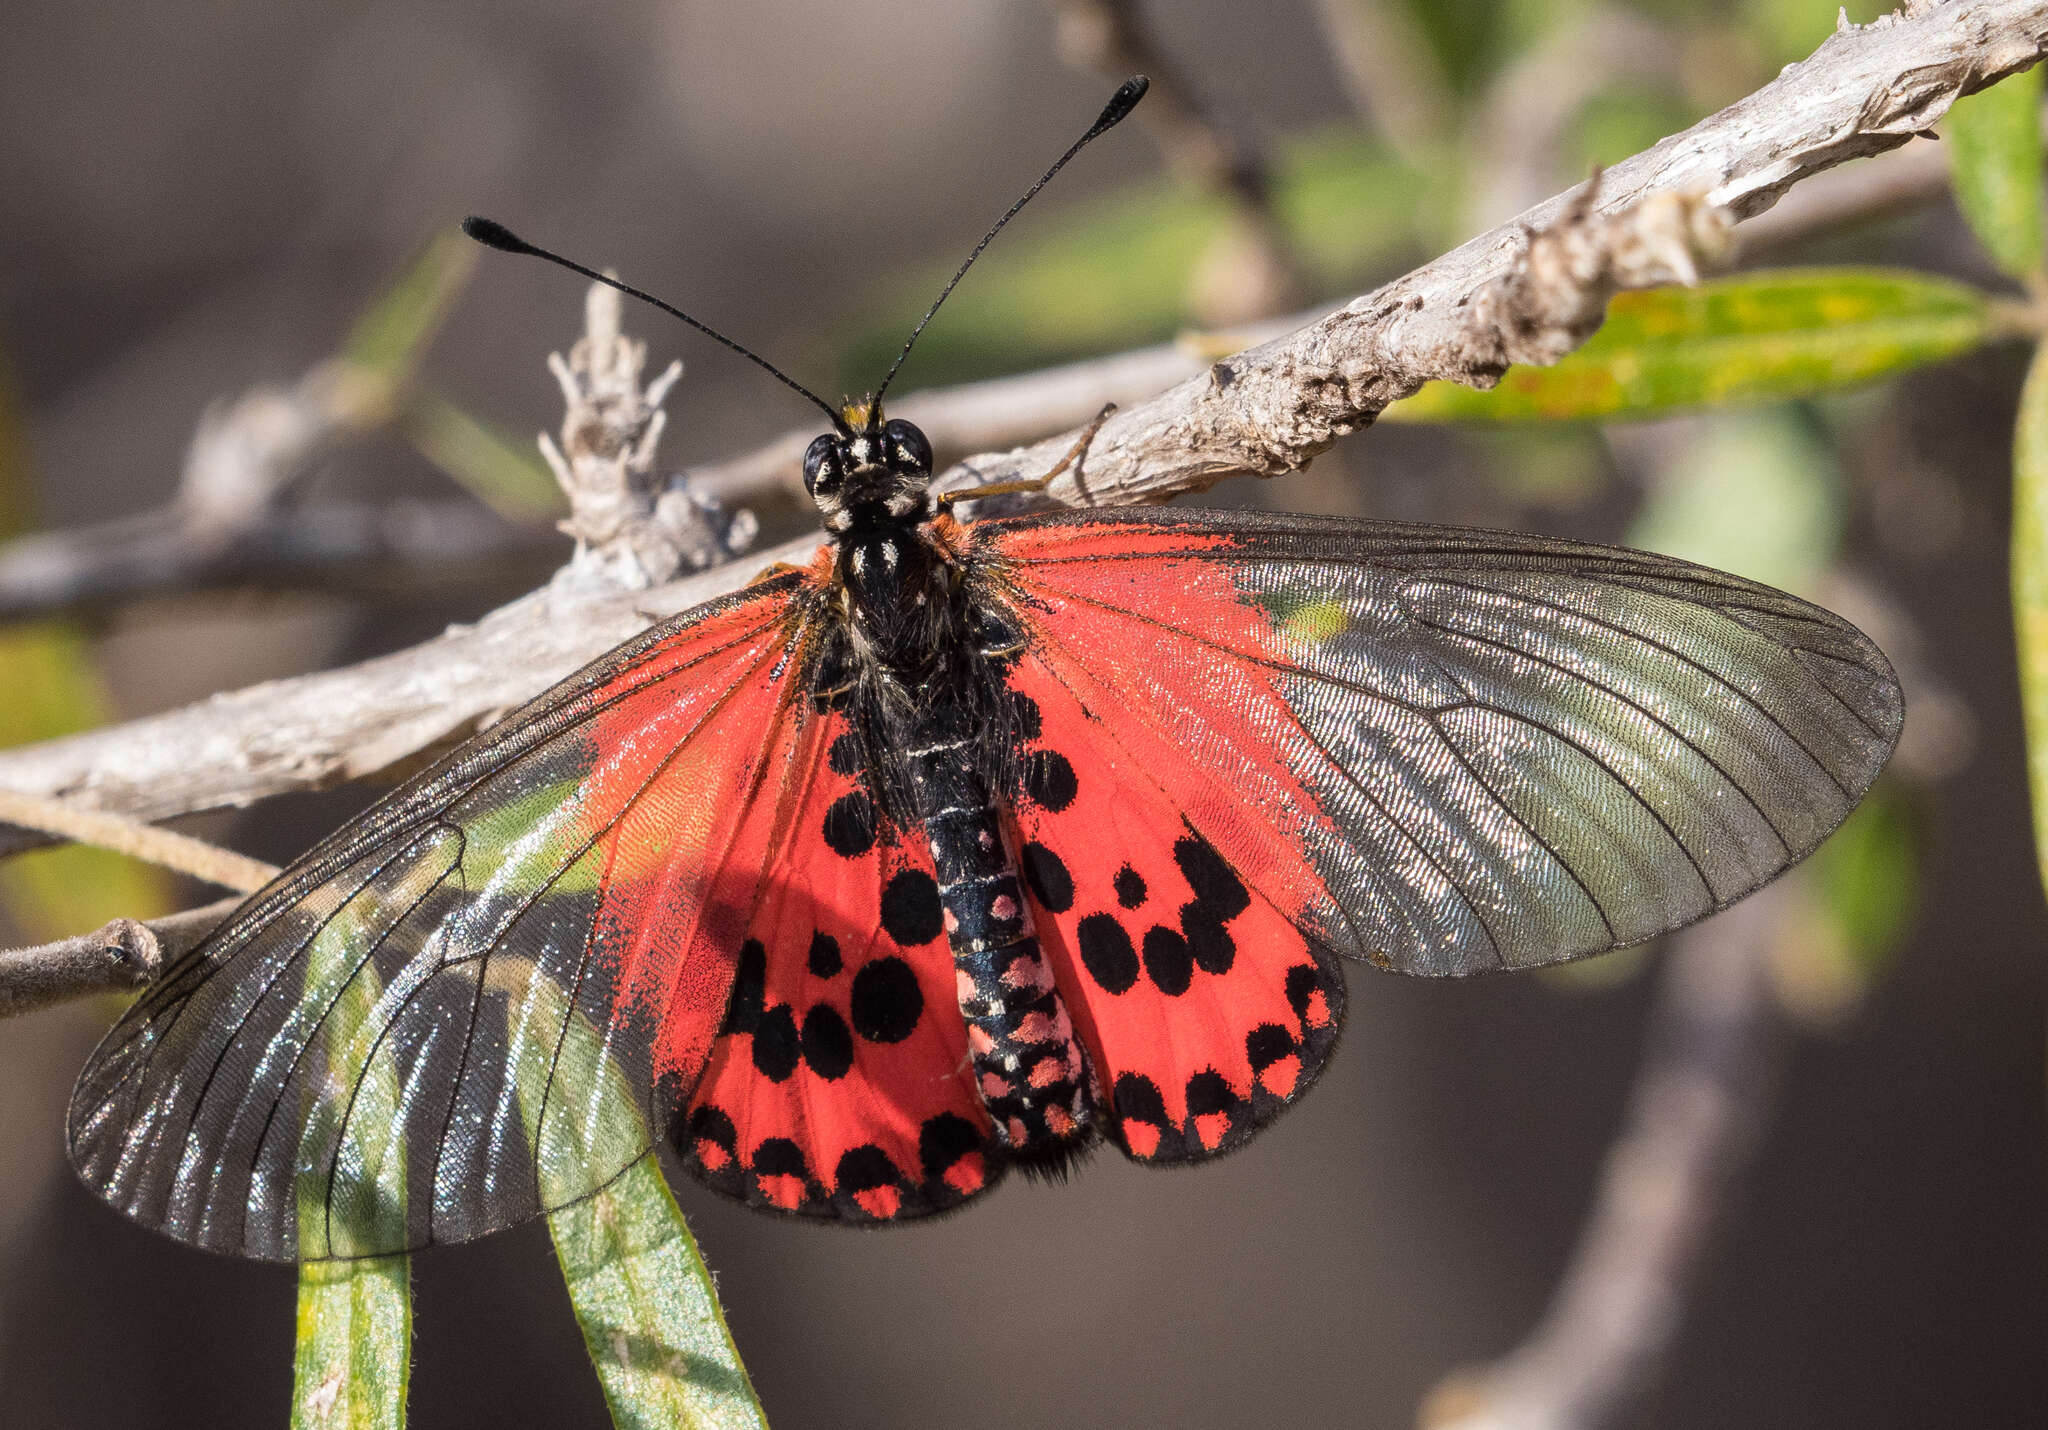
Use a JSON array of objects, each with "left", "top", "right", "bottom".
[{"left": 935, "top": 403, "right": 1115, "bottom": 508}]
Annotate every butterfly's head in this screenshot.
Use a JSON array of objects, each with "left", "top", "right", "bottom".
[{"left": 803, "top": 412, "right": 933, "bottom": 533}]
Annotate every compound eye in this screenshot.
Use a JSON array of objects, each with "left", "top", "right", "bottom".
[
  {"left": 883, "top": 418, "right": 932, "bottom": 475},
  {"left": 802, "top": 433, "right": 842, "bottom": 495}
]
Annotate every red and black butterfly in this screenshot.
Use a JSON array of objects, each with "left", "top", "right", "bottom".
[{"left": 67, "top": 79, "right": 1901, "bottom": 1260}]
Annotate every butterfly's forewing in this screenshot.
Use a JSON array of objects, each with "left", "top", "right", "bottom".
[
  {"left": 981, "top": 508, "right": 1901, "bottom": 982},
  {"left": 68, "top": 572, "right": 828, "bottom": 1260},
  {"left": 676, "top": 709, "right": 998, "bottom": 1222}
]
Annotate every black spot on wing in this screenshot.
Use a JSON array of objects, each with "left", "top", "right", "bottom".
[
  {"left": 880, "top": 870, "right": 943, "bottom": 946},
  {"left": 834, "top": 1143, "right": 899, "bottom": 1193},
  {"left": 807, "top": 931, "right": 843, "bottom": 979},
  {"left": 850, "top": 956, "right": 924, "bottom": 1043},
  {"left": 1113, "top": 865, "right": 1147, "bottom": 908},
  {"left": 1174, "top": 834, "right": 1249, "bottom": 918},
  {"left": 801, "top": 1004, "right": 854, "bottom": 1079},
  {"left": 751, "top": 1004, "right": 801, "bottom": 1082},
  {"left": 1141, "top": 925, "right": 1193, "bottom": 996},
  {"left": 723, "top": 939, "right": 767, "bottom": 1035},
  {"left": 1021, "top": 841, "right": 1075, "bottom": 912},
  {"left": 822, "top": 791, "right": 878, "bottom": 859},
  {"left": 1022, "top": 749, "right": 1078, "bottom": 812},
  {"left": 1181, "top": 903, "right": 1237, "bottom": 976},
  {"left": 919, "top": 1113, "right": 984, "bottom": 1179},
  {"left": 1077, "top": 913, "right": 1138, "bottom": 994}
]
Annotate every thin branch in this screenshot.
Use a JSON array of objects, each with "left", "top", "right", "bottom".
[
  {"left": 0, "top": 789, "right": 277, "bottom": 893},
  {"left": 1419, "top": 878, "right": 1796, "bottom": 1430},
  {"left": 0, "top": 897, "right": 240, "bottom": 1019},
  {"left": 0, "top": 500, "right": 561, "bottom": 622},
  {"left": 0, "top": 0, "right": 2039, "bottom": 852}
]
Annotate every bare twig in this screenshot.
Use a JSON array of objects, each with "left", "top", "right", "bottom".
[
  {"left": 0, "top": 0, "right": 2038, "bottom": 853},
  {"left": 542, "top": 281, "right": 756, "bottom": 594},
  {"left": 0, "top": 499, "right": 561, "bottom": 622},
  {"left": 0, "top": 898, "right": 240, "bottom": 1019},
  {"left": 0, "top": 789, "right": 278, "bottom": 893},
  {"left": 1419, "top": 879, "right": 1796, "bottom": 1430},
  {"left": 1052, "top": 0, "right": 1304, "bottom": 322}
]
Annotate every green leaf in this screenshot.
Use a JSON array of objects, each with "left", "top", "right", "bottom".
[
  {"left": 292, "top": 891, "right": 417, "bottom": 1427},
  {"left": 1947, "top": 64, "right": 2046, "bottom": 282},
  {"left": 2013, "top": 338, "right": 2048, "bottom": 901},
  {"left": 506, "top": 959, "right": 767, "bottom": 1429},
  {"left": 549, "top": 1160, "right": 769, "bottom": 1430},
  {"left": 293, "top": 1257, "right": 411, "bottom": 1430},
  {"left": 1383, "top": 269, "right": 1995, "bottom": 424},
  {"left": 342, "top": 229, "right": 478, "bottom": 382},
  {"left": 404, "top": 392, "right": 564, "bottom": 522}
]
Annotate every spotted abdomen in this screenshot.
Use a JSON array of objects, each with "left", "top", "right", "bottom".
[{"left": 901, "top": 706, "right": 1096, "bottom": 1158}]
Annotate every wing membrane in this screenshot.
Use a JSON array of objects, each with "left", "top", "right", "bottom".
[
  {"left": 981, "top": 508, "right": 1901, "bottom": 977},
  {"left": 69, "top": 573, "right": 828, "bottom": 1259}
]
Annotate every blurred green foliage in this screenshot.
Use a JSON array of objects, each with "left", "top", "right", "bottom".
[
  {"left": 1948, "top": 63, "right": 2046, "bottom": 283},
  {"left": 0, "top": 357, "right": 168, "bottom": 942},
  {"left": 838, "top": 129, "right": 1450, "bottom": 388}
]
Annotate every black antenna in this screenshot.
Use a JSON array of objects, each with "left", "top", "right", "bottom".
[
  {"left": 461, "top": 216, "right": 850, "bottom": 434},
  {"left": 866, "top": 75, "right": 1150, "bottom": 422}
]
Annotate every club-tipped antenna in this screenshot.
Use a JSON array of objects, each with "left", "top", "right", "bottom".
[
  {"left": 866, "top": 75, "right": 1149, "bottom": 421},
  {"left": 461, "top": 215, "right": 850, "bottom": 433}
]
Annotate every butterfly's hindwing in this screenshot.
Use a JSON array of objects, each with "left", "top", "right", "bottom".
[
  {"left": 677, "top": 706, "right": 1000, "bottom": 1221},
  {"left": 1001, "top": 668, "right": 1345, "bottom": 1162}
]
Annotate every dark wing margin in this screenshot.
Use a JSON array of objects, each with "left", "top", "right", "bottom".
[
  {"left": 979, "top": 507, "right": 1902, "bottom": 978},
  {"left": 68, "top": 571, "right": 829, "bottom": 1260}
]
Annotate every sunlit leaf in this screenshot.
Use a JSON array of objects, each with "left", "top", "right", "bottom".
[
  {"left": 1384, "top": 269, "right": 1994, "bottom": 424},
  {"left": 550, "top": 1159, "right": 769, "bottom": 1430},
  {"left": 293, "top": 908, "right": 413, "bottom": 1429},
  {"left": 1947, "top": 64, "right": 2045, "bottom": 282},
  {"left": 2013, "top": 337, "right": 2048, "bottom": 900},
  {"left": 293, "top": 1257, "right": 411, "bottom": 1430},
  {"left": 509, "top": 974, "right": 767, "bottom": 1430}
]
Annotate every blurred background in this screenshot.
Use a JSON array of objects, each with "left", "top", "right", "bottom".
[{"left": 0, "top": 0, "right": 2042, "bottom": 1426}]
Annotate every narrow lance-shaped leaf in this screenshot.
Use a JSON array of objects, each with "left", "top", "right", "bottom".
[
  {"left": 1384, "top": 269, "right": 1995, "bottom": 424},
  {"left": 502, "top": 920, "right": 768, "bottom": 1430},
  {"left": 403, "top": 392, "right": 565, "bottom": 522},
  {"left": 292, "top": 897, "right": 416, "bottom": 1430},
  {"left": 343, "top": 228, "right": 479, "bottom": 383},
  {"left": 1947, "top": 64, "right": 2046, "bottom": 283},
  {"left": 2013, "top": 338, "right": 2048, "bottom": 901}
]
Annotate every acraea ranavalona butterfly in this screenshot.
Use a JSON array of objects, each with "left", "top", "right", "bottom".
[{"left": 69, "top": 78, "right": 1901, "bottom": 1259}]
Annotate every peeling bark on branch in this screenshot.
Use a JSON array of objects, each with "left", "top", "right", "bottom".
[{"left": 0, "top": 0, "right": 2041, "bottom": 855}]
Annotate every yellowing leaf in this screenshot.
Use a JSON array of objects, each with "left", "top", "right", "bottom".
[
  {"left": 2013, "top": 338, "right": 2048, "bottom": 901},
  {"left": 1384, "top": 269, "right": 1994, "bottom": 424}
]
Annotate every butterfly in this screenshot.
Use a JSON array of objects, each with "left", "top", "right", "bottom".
[{"left": 66, "top": 78, "right": 1902, "bottom": 1260}]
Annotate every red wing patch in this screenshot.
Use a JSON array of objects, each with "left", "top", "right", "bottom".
[
  {"left": 1002, "top": 658, "right": 1345, "bottom": 1164},
  {"left": 678, "top": 711, "right": 998, "bottom": 1221}
]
